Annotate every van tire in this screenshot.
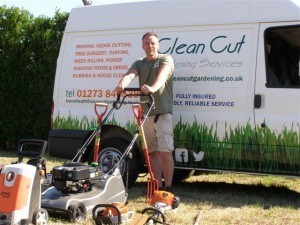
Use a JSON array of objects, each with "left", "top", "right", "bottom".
[
  {"left": 96, "top": 137, "right": 141, "bottom": 187},
  {"left": 172, "top": 169, "right": 195, "bottom": 184}
]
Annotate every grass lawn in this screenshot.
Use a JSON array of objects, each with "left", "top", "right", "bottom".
[{"left": 1, "top": 151, "right": 300, "bottom": 224}]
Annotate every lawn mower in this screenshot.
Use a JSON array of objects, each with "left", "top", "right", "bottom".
[
  {"left": 92, "top": 88, "right": 180, "bottom": 225},
  {"left": 41, "top": 94, "right": 128, "bottom": 222},
  {"left": 41, "top": 89, "right": 152, "bottom": 223},
  {"left": 93, "top": 88, "right": 175, "bottom": 225},
  {"left": 0, "top": 139, "right": 49, "bottom": 225}
]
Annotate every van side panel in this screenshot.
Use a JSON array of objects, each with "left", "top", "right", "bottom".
[{"left": 52, "top": 24, "right": 261, "bottom": 171}]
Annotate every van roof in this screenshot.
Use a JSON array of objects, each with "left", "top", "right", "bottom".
[{"left": 66, "top": 0, "right": 300, "bottom": 32}]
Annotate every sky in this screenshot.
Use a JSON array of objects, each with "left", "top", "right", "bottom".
[
  {"left": 2, "top": 0, "right": 300, "bottom": 18},
  {"left": 0, "top": 0, "right": 152, "bottom": 17}
]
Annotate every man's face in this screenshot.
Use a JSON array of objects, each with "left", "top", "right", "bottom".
[{"left": 142, "top": 35, "right": 159, "bottom": 57}]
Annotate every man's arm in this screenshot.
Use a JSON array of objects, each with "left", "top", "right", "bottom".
[
  {"left": 141, "top": 64, "right": 172, "bottom": 94},
  {"left": 115, "top": 68, "right": 137, "bottom": 94}
]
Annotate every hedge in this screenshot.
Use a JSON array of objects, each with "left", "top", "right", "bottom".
[{"left": 0, "top": 6, "right": 68, "bottom": 149}]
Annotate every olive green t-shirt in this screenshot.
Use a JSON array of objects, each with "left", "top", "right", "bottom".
[{"left": 130, "top": 54, "right": 174, "bottom": 116}]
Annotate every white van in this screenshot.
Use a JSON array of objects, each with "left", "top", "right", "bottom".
[{"left": 49, "top": 0, "right": 300, "bottom": 186}]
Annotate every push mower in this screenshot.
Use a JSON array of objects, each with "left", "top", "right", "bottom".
[
  {"left": 41, "top": 89, "right": 153, "bottom": 223},
  {"left": 0, "top": 139, "right": 49, "bottom": 225},
  {"left": 92, "top": 88, "right": 180, "bottom": 225},
  {"left": 41, "top": 93, "right": 129, "bottom": 222}
]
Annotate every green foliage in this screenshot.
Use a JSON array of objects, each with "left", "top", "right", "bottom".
[{"left": 0, "top": 6, "right": 68, "bottom": 148}]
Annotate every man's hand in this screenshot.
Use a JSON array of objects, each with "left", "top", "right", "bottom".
[
  {"left": 115, "top": 84, "right": 124, "bottom": 94},
  {"left": 114, "top": 70, "right": 137, "bottom": 94},
  {"left": 141, "top": 84, "right": 154, "bottom": 94}
]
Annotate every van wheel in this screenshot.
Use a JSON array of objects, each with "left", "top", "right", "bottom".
[
  {"left": 172, "top": 169, "right": 195, "bottom": 184},
  {"left": 97, "top": 137, "right": 141, "bottom": 187}
]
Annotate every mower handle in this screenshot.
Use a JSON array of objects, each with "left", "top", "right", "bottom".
[
  {"left": 123, "top": 87, "right": 154, "bottom": 109},
  {"left": 123, "top": 87, "right": 140, "bottom": 92}
]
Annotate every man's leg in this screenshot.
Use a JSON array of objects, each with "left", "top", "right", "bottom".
[
  {"left": 149, "top": 151, "right": 163, "bottom": 188},
  {"left": 155, "top": 113, "right": 174, "bottom": 189},
  {"left": 161, "top": 152, "right": 174, "bottom": 187},
  {"left": 146, "top": 113, "right": 174, "bottom": 189},
  {"left": 150, "top": 151, "right": 174, "bottom": 188}
]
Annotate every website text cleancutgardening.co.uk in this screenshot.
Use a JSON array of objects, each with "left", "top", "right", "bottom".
[{"left": 173, "top": 75, "right": 243, "bottom": 83}]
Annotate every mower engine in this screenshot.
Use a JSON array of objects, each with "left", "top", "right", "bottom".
[{"left": 51, "top": 162, "right": 102, "bottom": 193}]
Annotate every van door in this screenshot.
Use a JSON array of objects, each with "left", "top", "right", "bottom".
[{"left": 254, "top": 22, "right": 300, "bottom": 176}]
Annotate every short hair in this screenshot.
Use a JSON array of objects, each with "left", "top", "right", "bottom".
[{"left": 142, "top": 32, "right": 158, "bottom": 40}]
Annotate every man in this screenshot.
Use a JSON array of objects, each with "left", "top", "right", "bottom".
[{"left": 115, "top": 32, "right": 175, "bottom": 192}]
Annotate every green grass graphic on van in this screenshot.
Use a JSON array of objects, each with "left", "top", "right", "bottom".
[
  {"left": 53, "top": 114, "right": 300, "bottom": 176},
  {"left": 53, "top": 112, "right": 138, "bottom": 134},
  {"left": 174, "top": 116, "right": 300, "bottom": 176},
  {"left": 53, "top": 112, "right": 118, "bottom": 130}
]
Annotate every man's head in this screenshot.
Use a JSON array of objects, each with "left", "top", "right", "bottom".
[{"left": 142, "top": 32, "right": 160, "bottom": 60}]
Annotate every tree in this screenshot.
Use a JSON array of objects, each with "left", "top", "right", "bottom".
[{"left": 0, "top": 6, "right": 68, "bottom": 149}]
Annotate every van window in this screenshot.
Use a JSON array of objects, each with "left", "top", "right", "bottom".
[{"left": 265, "top": 25, "right": 300, "bottom": 88}]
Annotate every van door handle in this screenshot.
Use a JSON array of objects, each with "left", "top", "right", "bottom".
[{"left": 254, "top": 94, "right": 262, "bottom": 108}]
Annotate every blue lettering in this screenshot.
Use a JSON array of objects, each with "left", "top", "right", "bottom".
[
  {"left": 210, "top": 35, "right": 246, "bottom": 53},
  {"left": 160, "top": 37, "right": 205, "bottom": 54},
  {"left": 210, "top": 36, "right": 227, "bottom": 53},
  {"left": 160, "top": 35, "right": 246, "bottom": 54}
]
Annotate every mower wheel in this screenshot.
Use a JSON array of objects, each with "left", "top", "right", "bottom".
[
  {"left": 32, "top": 208, "right": 49, "bottom": 225},
  {"left": 68, "top": 202, "right": 87, "bottom": 223}
]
